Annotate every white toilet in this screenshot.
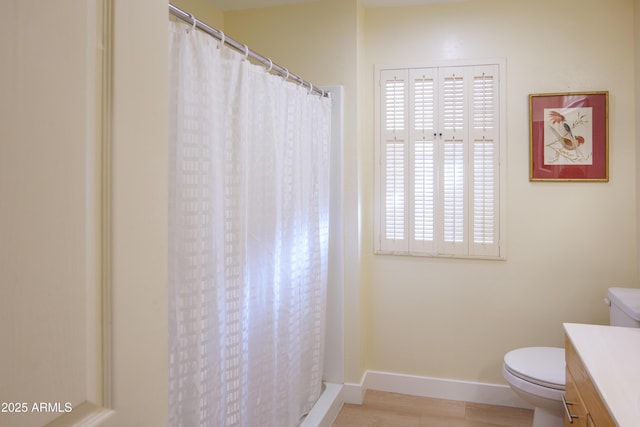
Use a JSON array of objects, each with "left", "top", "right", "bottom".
[{"left": 503, "top": 287, "right": 640, "bottom": 427}]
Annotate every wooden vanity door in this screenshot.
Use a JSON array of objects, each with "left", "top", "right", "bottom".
[{"left": 565, "top": 368, "right": 588, "bottom": 427}]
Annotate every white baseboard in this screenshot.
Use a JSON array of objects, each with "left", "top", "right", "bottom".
[
  {"left": 343, "top": 370, "right": 530, "bottom": 409},
  {"left": 343, "top": 377, "right": 367, "bottom": 405},
  {"left": 300, "top": 382, "right": 344, "bottom": 427}
]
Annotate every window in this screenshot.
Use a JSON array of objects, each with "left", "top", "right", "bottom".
[{"left": 375, "top": 61, "right": 505, "bottom": 259}]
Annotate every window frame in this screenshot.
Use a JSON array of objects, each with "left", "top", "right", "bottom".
[{"left": 374, "top": 59, "right": 507, "bottom": 260}]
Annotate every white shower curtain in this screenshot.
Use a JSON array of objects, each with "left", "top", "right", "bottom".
[{"left": 168, "top": 21, "right": 332, "bottom": 427}]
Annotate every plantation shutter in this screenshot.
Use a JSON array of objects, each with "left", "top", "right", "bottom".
[
  {"left": 376, "top": 62, "right": 501, "bottom": 258},
  {"left": 409, "top": 68, "right": 437, "bottom": 253},
  {"left": 439, "top": 67, "right": 468, "bottom": 256},
  {"left": 379, "top": 69, "right": 409, "bottom": 252},
  {"left": 470, "top": 65, "right": 499, "bottom": 257}
]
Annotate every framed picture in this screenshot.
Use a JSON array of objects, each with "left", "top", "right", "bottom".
[{"left": 529, "top": 91, "right": 609, "bottom": 181}]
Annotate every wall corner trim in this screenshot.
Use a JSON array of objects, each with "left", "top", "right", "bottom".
[{"left": 342, "top": 372, "right": 367, "bottom": 405}]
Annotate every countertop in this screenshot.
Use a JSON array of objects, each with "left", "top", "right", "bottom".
[{"left": 564, "top": 322, "right": 640, "bottom": 427}]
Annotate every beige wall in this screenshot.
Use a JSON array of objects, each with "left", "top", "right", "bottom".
[
  {"left": 172, "top": 0, "right": 224, "bottom": 28},
  {"left": 108, "top": 0, "right": 169, "bottom": 425},
  {"left": 635, "top": 0, "right": 640, "bottom": 282},
  {"left": 223, "top": 0, "right": 637, "bottom": 387},
  {"left": 363, "top": 0, "right": 636, "bottom": 384}
]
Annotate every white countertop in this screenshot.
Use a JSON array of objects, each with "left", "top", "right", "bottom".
[{"left": 564, "top": 323, "right": 640, "bottom": 427}]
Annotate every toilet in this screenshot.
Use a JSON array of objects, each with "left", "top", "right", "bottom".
[{"left": 503, "top": 287, "right": 640, "bottom": 427}]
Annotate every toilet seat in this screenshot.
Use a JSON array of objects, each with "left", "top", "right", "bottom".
[{"left": 503, "top": 347, "right": 565, "bottom": 390}]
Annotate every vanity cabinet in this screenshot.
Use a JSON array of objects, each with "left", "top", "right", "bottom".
[
  {"left": 564, "top": 336, "right": 615, "bottom": 427},
  {"left": 564, "top": 367, "right": 588, "bottom": 426}
]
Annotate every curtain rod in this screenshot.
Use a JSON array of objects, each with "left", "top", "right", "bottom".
[{"left": 169, "top": 3, "right": 328, "bottom": 98}]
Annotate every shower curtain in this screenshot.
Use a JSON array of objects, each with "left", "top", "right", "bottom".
[{"left": 168, "top": 21, "right": 332, "bottom": 427}]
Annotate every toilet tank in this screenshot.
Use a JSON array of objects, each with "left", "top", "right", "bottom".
[{"left": 607, "top": 287, "right": 640, "bottom": 328}]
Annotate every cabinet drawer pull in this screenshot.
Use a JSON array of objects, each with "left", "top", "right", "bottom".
[{"left": 562, "top": 395, "right": 579, "bottom": 424}]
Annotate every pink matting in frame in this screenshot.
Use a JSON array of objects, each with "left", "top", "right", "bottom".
[{"left": 529, "top": 91, "right": 608, "bottom": 181}]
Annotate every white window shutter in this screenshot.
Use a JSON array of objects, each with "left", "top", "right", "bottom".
[
  {"left": 379, "top": 69, "right": 409, "bottom": 252},
  {"left": 375, "top": 62, "right": 502, "bottom": 259},
  {"left": 439, "top": 67, "right": 468, "bottom": 256},
  {"left": 470, "top": 65, "right": 499, "bottom": 257},
  {"left": 409, "top": 68, "right": 437, "bottom": 254}
]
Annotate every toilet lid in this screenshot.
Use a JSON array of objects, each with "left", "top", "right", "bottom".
[{"left": 504, "top": 347, "right": 565, "bottom": 390}]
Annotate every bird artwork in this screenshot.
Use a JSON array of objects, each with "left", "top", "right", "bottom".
[{"left": 544, "top": 108, "right": 593, "bottom": 165}]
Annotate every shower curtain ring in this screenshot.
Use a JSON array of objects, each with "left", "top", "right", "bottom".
[
  {"left": 283, "top": 68, "right": 289, "bottom": 82},
  {"left": 189, "top": 14, "right": 197, "bottom": 33},
  {"left": 266, "top": 58, "right": 273, "bottom": 72},
  {"left": 308, "top": 83, "right": 313, "bottom": 95},
  {"left": 242, "top": 44, "right": 249, "bottom": 61},
  {"left": 218, "top": 31, "right": 225, "bottom": 49}
]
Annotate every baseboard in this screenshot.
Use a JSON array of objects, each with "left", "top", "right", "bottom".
[
  {"left": 343, "top": 370, "right": 531, "bottom": 409},
  {"left": 300, "top": 382, "right": 344, "bottom": 427},
  {"left": 343, "top": 376, "right": 367, "bottom": 405}
]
